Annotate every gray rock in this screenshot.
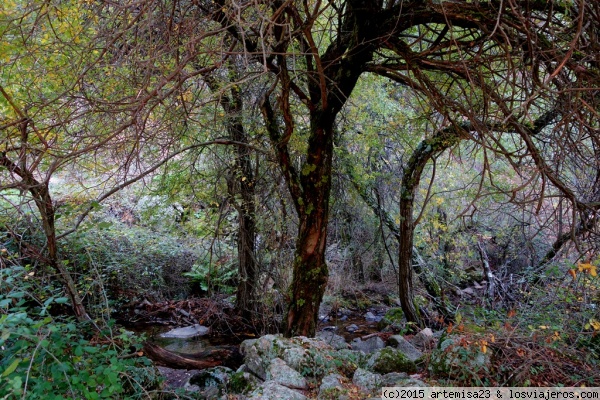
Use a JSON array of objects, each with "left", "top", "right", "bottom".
[
  {"left": 346, "top": 324, "right": 359, "bottom": 332},
  {"left": 189, "top": 366, "right": 232, "bottom": 388},
  {"left": 319, "top": 374, "right": 345, "bottom": 391},
  {"left": 317, "top": 331, "right": 350, "bottom": 350},
  {"left": 318, "top": 374, "right": 348, "bottom": 400},
  {"left": 160, "top": 324, "right": 209, "bottom": 339},
  {"left": 366, "top": 347, "right": 417, "bottom": 374},
  {"left": 411, "top": 327, "right": 434, "bottom": 349},
  {"left": 248, "top": 380, "right": 308, "bottom": 400},
  {"left": 267, "top": 358, "right": 308, "bottom": 390},
  {"left": 365, "top": 312, "right": 382, "bottom": 322},
  {"left": 388, "top": 335, "right": 423, "bottom": 361},
  {"left": 352, "top": 368, "right": 382, "bottom": 393},
  {"left": 380, "top": 372, "right": 409, "bottom": 387},
  {"left": 351, "top": 336, "right": 385, "bottom": 354}
]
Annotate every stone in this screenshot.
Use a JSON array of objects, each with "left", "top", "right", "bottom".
[
  {"left": 380, "top": 372, "right": 409, "bottom": 387},
  {"left": 352, "top": 368, "right": 382, "bottom": 393},
  {"left": 462, "top": 288, "right": 475, "bottom": 295},
  {"left": 317, "top": 331, "right": 350, "bottom": 350},
  {"left": 346, "top": 324, "right": 359, "bottom": 332},
  {"left": 381, "top": 373, "right": 427, "bottom": 387},
  {"left": 189, "top": 366, "right": 232, "bottom": 388},
  {"left": 247, "top": 380, "right": 309, "bottom": 400},
  {"left": 227, "top": 370, "right": 260, "bottom": 394},
  {"left": 159, "top": 324, "right": 209, "bottom": 339},
  {"left": 378, "top": 307, "right": 405, "bottom": 330},
  {"left": 351, "top": 336, "right": 385, "bottom": 354},
  {"left": 388, "top": 335, "right": 423, "bottom": 362},
  {"left": 267, "top": 358, "right": 308, "bottom": 390},
  {"left": 319, "top": 374, "right": 345, "bottom": 391},
  {"left": 366, "top": 347, "right": 417, "bottom": 374},
  {"left": 411, "top": 327, "right": 434, "bottom": 349},
  {"left": 365, "top": 311, "right": 382, "bottom": 322}
]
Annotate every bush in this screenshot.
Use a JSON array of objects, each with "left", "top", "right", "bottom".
[{"left": 0, "top": 264, "right": 162, "bottom": 399}]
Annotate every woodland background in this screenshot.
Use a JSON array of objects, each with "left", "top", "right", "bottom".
[{"left": 1, "top": 0, "right": 599, "bottom": 397}]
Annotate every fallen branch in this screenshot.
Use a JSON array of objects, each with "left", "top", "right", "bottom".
[{"left": 142, "top": 342, "right": 242, "bottom": 370}]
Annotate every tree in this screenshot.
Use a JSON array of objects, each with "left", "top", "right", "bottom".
[{"left": 209, "top": 0, "right": 600, "bottom": 334}]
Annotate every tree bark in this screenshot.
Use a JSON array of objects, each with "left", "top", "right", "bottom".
[
  {"left": 206, "top": 71, "right": 258, "bottom": 320},
  {"left": 398, "top": 126, "right": 465, "bottom": 326}
]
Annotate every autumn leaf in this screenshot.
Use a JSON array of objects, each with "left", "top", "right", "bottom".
[
  {"left": 577, "top": 262, "right": 597, "bottom": 276},
  {"left": 568, "top": 269, "right": 577, "bottom": 279}
]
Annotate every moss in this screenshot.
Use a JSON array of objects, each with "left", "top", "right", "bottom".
[
  {"left": 378, "top": 307, "right": 404, "bottom": 330},
  {"left": 227, "top": 371, "right": 254, "bottom": 394},
  {"left": 369, "top": 348, "right": 417, "bottom": 374}
]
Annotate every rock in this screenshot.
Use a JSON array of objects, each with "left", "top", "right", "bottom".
[
  {"left": 352, "top": 368, "right": 382, "bottom": 393},
  {"left": 380, "top": 372, "right": 409, "bottom": 386},
  {"left": 366, "top": 348, "right": 417, "bottom": 374},
  {"left": 346, "top": 324, "right": 359, "bottom": 332},
  {"left": 319, "top": 374, "right": 345, "bottom": 391},
  {"left": 317, "top": 331, "right": 350, "bottom": 350},
  {"left": 160, "top": 324, "right": 209, "bottom": 339},
  {"left": 351, "top": 336, "right": 385, "bottom": 354},
  {"left": 388, "top": 335, "right": 423, "bottom": 362},
  {"left": 318, "top": 374, "right": 349, "bottom": 400},
  {"left": 381, "top": 373, "right": 426, "bottom": 387},
  {"left": 378, "top": 307, "right": 405, "bottom": 330},
  {"left": 228, "top": 370, "right": 260, "bottom": 394},
  {"left": 411, "top": 328, "right": 434, "bottom": 349},
  {"left": 248, "top": 380, "right": 308, "bottom": 400},
  {"left": 365, "top": 311, "right": 382, "bottom": 322},
  {"left": 189, "top": 366, "right": 232, "bottom": 388},
  {"left": 267, "top": 358, "right": 308, "bottom": 390},
  {"left": 462, "top": 288, "right": 475, "bottom": 295}
]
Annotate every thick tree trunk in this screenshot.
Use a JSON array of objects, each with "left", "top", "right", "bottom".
[
  {"left": 283, "top": 120, "right": 333, "bottom": 337},
  {"left": 398, "top": 127, "right": 464, "bottom": 326}
]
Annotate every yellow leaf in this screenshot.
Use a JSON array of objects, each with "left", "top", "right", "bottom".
[{"left": 590, "top": 319, "right": 600, "bottom": 331}]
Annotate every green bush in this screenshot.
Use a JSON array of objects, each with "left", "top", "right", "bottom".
[{"left": 0, "top": 265, "right": 161, "bottom": 399}]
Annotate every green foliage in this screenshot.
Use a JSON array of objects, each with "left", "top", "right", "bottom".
[
  {"left": 183, "top": 257, "right": 237, "bottom": 295},
  {"left": 0, "top": 264, "right": 161, "bottom": 399},
  {"left": 62, "top": 222, "right": 197, "bottom": 301}
]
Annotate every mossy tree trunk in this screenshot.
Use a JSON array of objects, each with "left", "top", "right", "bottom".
[{"left": 206, "top": 70, "right": 258, "bottom": 320}]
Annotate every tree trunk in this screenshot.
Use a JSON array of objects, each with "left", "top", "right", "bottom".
[
  {"left": 283, "top": 120, "right": 333, "bottom": 337},
  {"left": 0, "top": 122, "right": 90, "bottom": 321},
  {"left": 398, "top": 126, "right": 465, "bottom": 326},
  {"left": 207, "top": 72, "right": 258, "bottom": 319}
]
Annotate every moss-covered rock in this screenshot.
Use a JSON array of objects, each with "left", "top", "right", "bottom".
[
  {"left": 366, "top": 347, "right": 417, "bottom": 374},
  {"left": 378, "top": 307, "right": 405, "bottom": 330}
]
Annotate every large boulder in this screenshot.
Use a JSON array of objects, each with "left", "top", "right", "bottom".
[
  {"left": 366, "top": 347, "right": 417, "bottom": 374},
  {"left": 351, "top": 336, "right": 385, "bottom": 354},
  {"left": 159, "top": 324, "right": 209, "bottom": 339},
  {"left": 352, "top": 368, "right": 382, "bottom": 393},
  {"left": 247, "top": 380, "right": 308, "bottom": 400},
  {"left": 317, "top": 331, "right": 350, "bottom": 350},
  {"left": 267, "top": 358, "right": 308, "bottom": 390},
  {"left": 388, "top": 335, "right": 423, "bottom": 362}
]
